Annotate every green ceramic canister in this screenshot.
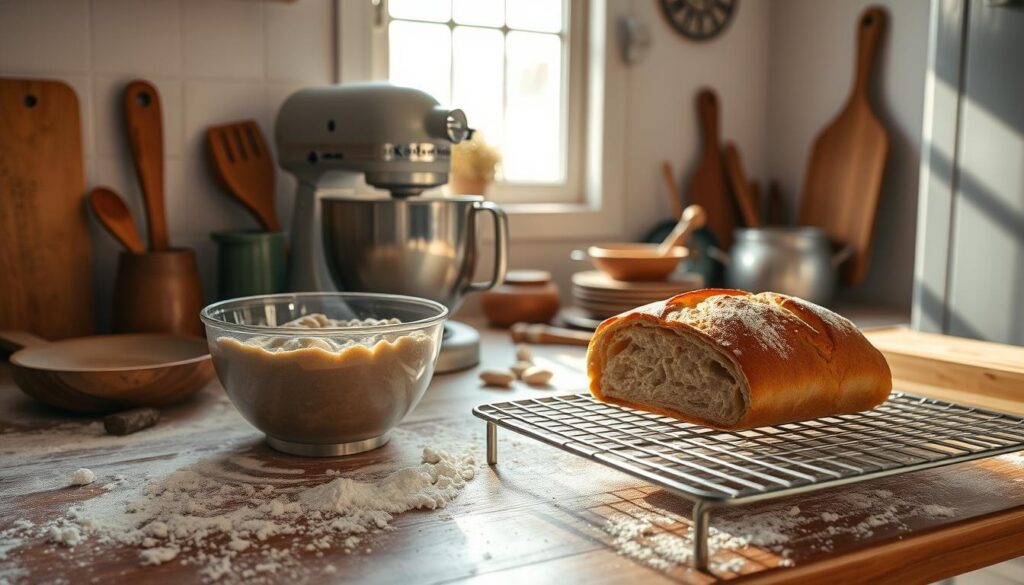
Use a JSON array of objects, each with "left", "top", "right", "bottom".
[{"left": 211, "top": 230, "right": 287, "bottom": 300}]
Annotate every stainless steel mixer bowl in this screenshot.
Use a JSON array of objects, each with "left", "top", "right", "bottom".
[{"left": 321, "top": 195, "right": 508, "bottom": 313}]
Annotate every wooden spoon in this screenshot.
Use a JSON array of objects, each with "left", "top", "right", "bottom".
[
  {"left": 658, "top": 205, "right": 707, "bottom": 256},
  {"left": 123, "top": 80, "right": 168, "bottom": 250},
  {"left": 88, "top": 187, "right": 145, "bottom": 253}
]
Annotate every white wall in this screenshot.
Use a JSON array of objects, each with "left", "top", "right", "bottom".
[
  {"left": 0, "top": 0, "right": 335, "bottom": 328},
  {"left": 766, "top": 0, "right": 930, "bottom": 308}
]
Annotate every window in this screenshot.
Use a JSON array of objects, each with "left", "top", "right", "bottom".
[{"left": 378, "top": 0, "right": 586, "bottom": 202}]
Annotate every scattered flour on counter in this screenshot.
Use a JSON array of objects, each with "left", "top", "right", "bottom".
[
  {"left": 70, "top": 468, "right": 95, "bottom": 486},
  {"left": 603, "top": 486, "right": 964, "bottom": 574},
  {"left": 2, "top": 441, "right": 476, "bottom": 583}
]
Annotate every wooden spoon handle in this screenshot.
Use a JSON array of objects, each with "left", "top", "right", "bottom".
[
  {"left": 123, "top": 80, "right": 167, "bottom": 251},
  {"left": 852, "top": 8, "right": 886, "bottom": 101},
  {"left": 0, "top": 330, "right": 49, "bottom": 352},
  {"left": 658, "top": 205, "right": 707, "bottom": 255},
  {"left": 660, "top": 160, "right": 684, "bottom": 218},
  {"left": 723, "top": 143, "right": 762, "bottom": 228},
  {"left": 511, "top": 323, "right": 592, "bottom": 347}
]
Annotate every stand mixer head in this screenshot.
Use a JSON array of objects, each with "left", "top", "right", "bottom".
[{"left": 274, "top": 82, "right": 508, "bottom": 372}]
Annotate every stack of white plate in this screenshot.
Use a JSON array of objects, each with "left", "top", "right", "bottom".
[{"left": 570, "top": 270, "right": 705, "bottom": 320}]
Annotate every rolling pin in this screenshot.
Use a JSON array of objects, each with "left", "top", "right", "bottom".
[{"left": 511, "top": 323, "right": 593, "bottom": 346}]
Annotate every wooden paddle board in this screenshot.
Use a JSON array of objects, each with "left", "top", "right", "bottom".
[
  {"left": 0, "top": 79, "right": 93, "bottom": 338},
  {"left": 798, "top": 7, "right": 890, "bottom": 285},
  {"left": 689, "top": 89, "right": 735, "bottom": 249}
]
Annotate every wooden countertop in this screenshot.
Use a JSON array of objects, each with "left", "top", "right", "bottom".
[{"left": 3, "top": 323, "right": 1024, "bottom": 584}]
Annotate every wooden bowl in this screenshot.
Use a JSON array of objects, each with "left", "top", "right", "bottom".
[
  {"left": 2, "top": 331, "right": 213, "bottom": 413},
  {"left": 587, "top": 243, "right": 690, "bottom": 281}
]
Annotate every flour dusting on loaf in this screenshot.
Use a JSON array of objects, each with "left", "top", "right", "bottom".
[{"left": 587, "top": 289, "right": 892, "bottom": 429}]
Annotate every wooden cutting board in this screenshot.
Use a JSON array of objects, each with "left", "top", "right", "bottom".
[
  {"left": 689, "top": 88, "right": 735, "bottom": 249},
  {"left": 0, "top": 79, "right": 93, "bottom": 339},
  {"left": 798, "top": 7, "right": 889, "bottom": 286}
]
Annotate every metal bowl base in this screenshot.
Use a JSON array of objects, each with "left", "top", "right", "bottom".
[{"left": 265, "top": 433, "right": 391, "bottom": 457}]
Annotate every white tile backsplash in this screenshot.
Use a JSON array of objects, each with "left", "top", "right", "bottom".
[
  {"left": 183, "top": 0, "right": 264, "bottom": 80},
  {"left": 0, "top": 0, "right": 91, "bottom": 73},
  {"left": 265, "top": 0, "right": 333, "bottom": 82},
  {"left": 183, "top": 79, "right": 274, "bottom": 156},
  {"left": 0, "top": 0, "right": 335, "bottom": 328},
  {"left": 92, "top": 0, "right": 182, "bottom": 76}
]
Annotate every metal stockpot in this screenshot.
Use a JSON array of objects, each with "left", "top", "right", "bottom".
[
  {"left": 320, "top": 195, "right": 508, "bottom": 313},
  {"left": 711, "top": 227, "right": 852, "bottom": 304}
]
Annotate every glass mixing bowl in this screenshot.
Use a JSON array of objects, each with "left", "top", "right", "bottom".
[{"left": 200, "top": 292, "right": 447, "bottom": 456}]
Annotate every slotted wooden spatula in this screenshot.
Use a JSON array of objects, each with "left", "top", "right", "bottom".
[
  {"left": 798, "top": 7, "right": 889, "bottom": 286},
  {"left": 206, "top": 120, "right": 281, "bottom": 232}
]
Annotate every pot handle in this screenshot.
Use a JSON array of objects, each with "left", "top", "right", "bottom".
[
  {"left": 0, "top": 331, "right": 49, "bottom": 353},
  {"left": 465, "top": 201, "right": 509, "bottom": 293},
  {"left": 707, "top": 246, "right": 731, "bottom": 266},
  {"left": 832, "top": 244, "right": 855, "bottom": 268}
]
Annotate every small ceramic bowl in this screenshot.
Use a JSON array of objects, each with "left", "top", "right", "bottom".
[{"left": 587, "top": 243, "right": 690, "bottom": 281}]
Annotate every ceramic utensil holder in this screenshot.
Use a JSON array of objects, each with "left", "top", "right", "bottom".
[
  {"left": 113, "top": 249, "right": 204, "bottom": 337},
  {"left": 211, "top": 230, "right": 286, "bottom": 300}
]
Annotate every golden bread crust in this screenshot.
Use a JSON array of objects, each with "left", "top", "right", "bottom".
[{"left": 586, "top": 289, "right": 892, "bottom": 429}]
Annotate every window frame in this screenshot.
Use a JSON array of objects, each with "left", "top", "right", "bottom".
[
  {"left": 370, "top": 0, "right": 587, "bottom": 204},
  {"left": 336, "top": 0, "right": 630, "bottom": 242}
]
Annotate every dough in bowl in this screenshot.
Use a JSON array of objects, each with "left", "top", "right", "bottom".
[{"left": 586, "top": 288, "right": 892, "bottom": 429}]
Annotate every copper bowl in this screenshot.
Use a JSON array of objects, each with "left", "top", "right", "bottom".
[{"left": 587, "top": 243, "right": 690, "bottom": 281}]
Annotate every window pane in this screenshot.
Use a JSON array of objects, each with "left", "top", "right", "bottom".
[
  {"left": 453, "top": 0, "right": 504, "bottom": 27},
  {"left": 506, "top": 0, "right": 562, "bottom": 33},
  {"left": 389, "top": 0, "right": 450, "bottom": 23},
  {"left": 388, "top": 21, "right": 451, "bottom": 104},
  {"left": 453, "top": 27, "right": 504, "bottom": 150},
  {"left": 504, "top": 31, "right": 562, "bottom": 182}
]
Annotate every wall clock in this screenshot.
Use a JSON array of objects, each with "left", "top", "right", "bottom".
[{"left": 659, "top": 0, "right": 738, "bottom": 41}]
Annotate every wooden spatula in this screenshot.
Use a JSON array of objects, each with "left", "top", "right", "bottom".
[
  {"left": 723, "top": 143, "right": 762, "bottom": 228},
  {"left": 206, "top": 120, "right": 281, "bottom": 232},
  {"left": 88, "top": 187, "right": 145, "bottom": 254},
  {"left": 689, "top": 89, "right": 735, "bottom": 249},
  {"left": 798, "top": 7, "right": 889, "bottom": 286},
  {"left": 123, "top": 80, "right": 169, "bottom": 251}
]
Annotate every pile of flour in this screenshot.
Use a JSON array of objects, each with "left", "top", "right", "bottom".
[{"left": 1, "top": 445, "right": 475, "bottom": 582}]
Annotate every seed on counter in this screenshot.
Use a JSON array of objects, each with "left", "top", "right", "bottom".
[
  {"left": 521, "top": 367, "right": 553, "bottom": 387},
  {"left": 480, "top": 369, "right": 516, "bottom": 388},
  {"left": 514, "top": 344, "right": 533, "bottom": 363},
  {"left": 103, "top": 407, "right": 160, "bottom": 436},
  {"left": 510, "top": 361, "right": 533, "bottom": 379}
]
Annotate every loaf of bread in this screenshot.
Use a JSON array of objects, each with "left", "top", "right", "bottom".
[{"left": 586, "top": 289, "right": 891, "bottom": 429}]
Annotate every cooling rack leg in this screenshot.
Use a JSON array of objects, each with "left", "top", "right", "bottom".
[
  {"left": 486, "top": 422, "right": 498, "bottom": 465},
  {"left": 692, "top": 502, "right": 711, "bottom": 571}
]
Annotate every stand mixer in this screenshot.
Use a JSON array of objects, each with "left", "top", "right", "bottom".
[{"left": 275, "top": 83, "right": 509, "bottom": 372}]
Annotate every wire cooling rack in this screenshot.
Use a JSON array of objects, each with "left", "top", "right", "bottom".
[{"left": 473, "top": 392, "right": 1024, "bottom": 570}]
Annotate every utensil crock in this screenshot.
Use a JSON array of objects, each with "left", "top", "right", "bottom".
[
  {"left": 211, "top": 230, "right": 286, "bottom": 300},
  {"left": 113, "top": 248, "right": 205, "bottom": 337}
]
